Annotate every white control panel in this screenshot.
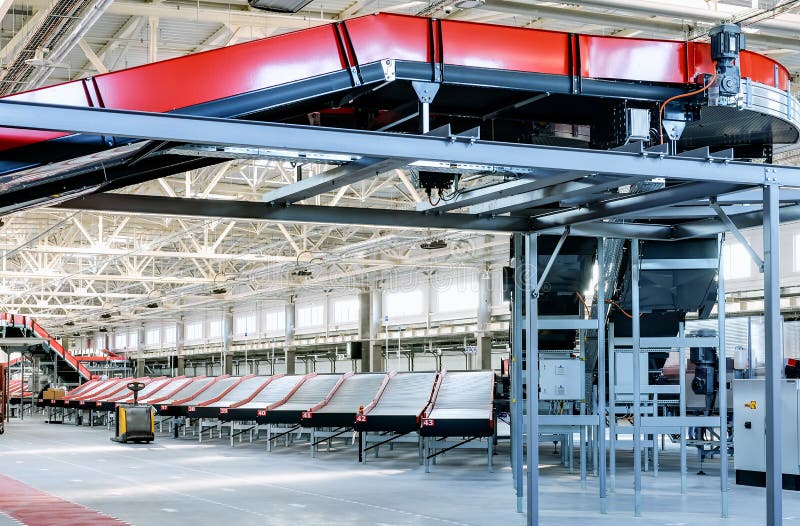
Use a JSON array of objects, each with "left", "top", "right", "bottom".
[
  {"left": 540, "top": 358, "right": 584, "bottom": 401},
  {"left": 733, "top": 379, "right": 800, "bottom": 475}
]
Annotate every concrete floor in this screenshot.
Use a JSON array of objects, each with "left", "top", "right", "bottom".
[{"left": 0, "top": 416, "right": 797, "bottom": 525}]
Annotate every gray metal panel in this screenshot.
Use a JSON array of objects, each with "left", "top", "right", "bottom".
[
  {"left": 277, "top": 374, "right": 343, "bottom": 411},
  {"left": 368, "top": 372, "right": 436, "bottom": 416},
  {"left": 204, "top": 376, "right": 271, "bottom": 408},
  {"left": 237, "top": 375, "right": 306, "bottom": 408},
  {"left": 317, "top": 373, "right": 387, "bottom": 413},
  {"left": 428, "top": 371, "right": 493, "bottom": 421}
]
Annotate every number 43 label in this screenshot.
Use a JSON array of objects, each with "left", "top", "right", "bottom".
[{"left": 421, "top": 418, "right": 435, "bottom": 427}]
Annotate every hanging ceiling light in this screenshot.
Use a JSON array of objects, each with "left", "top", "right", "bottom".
[
  {"left": 420, "top": 239, "right": 448, "bottom": 250},
  {"left": 247, "top": 0, "right": 314, "bottom": 13}
]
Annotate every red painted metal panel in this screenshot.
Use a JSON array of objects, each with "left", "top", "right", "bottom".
[
  {"left": 442, "top": 20, "right": 570, "bottom": 75},
  {"left": 94, "top": 23, "right": 346, "bottom": 113},
  {"left": 740, "top": 50, "right": 789, "bottom": 90},
  {"left": 344, "top": 13, "right": 432, "bottom": 64},
  {"left": 580, "top": 34, "right": 687, "bottom": 83}
]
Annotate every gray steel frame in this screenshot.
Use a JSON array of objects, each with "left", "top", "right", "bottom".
[{"left": 0, "top": 99, "right": 789, "bottom": 525}]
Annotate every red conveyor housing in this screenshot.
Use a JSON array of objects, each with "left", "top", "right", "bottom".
[{"left": 0, "top": 14, "right": 796, "bottom": 213}]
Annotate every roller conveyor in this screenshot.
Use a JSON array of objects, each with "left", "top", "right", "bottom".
[
  {"left": 220, "top": 374, "right": 306, "bottom": 422},
  {"left": 258, "top": 374, "right": 343, "bottom": 424},
  {"left": 187, "top": 375, "right": 274, "bottom": 419},
  {"left": 301, "top": 372, "right": 388, "bottom": 428},
  {"left": 154, "top": 376, "right": 234, "bottom": 416},
  {"left": 420, "top": 371, "right": 495, "bottom": 438},
  {"left": 355, "top": 372, "right": 438, "bottom": 433}
]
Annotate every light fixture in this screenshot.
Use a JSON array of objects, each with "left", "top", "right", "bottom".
[
  {"left": 420, "top": 239, "right": 448, "bottom": 250},
  {"left": 247, "top": 0, "right": 313, "bottom": 13}
]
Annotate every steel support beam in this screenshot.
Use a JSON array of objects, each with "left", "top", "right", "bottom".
[
  {"left": 535, "top": 228, "right": 568, "bottom": 294},
  {"left": 710, "top": 199, "right": 765, "bottom": 272},
  {"left": 57, "top": 193, "right": 530, "bottom": 232},
  {"left": 632, "top": 239, "right": 642, "bottom": 517},
  {"left": 1, "top": 100, "right": 798, "bottom": 186},
  {"left": 673, "top": 203, "right": 800, "bottom": 239},
  {"left": 717, "top": 233, "right": 729, "bottom": 518},
  {"left": 525, "top": 233, "right": 539, "bottom": 525},
  {"left": 531, "top": 182, "right": 745, "bottom": 230},
  {"left": 262, "top": 157, "right": 405, "bottom": 205},
  {"left": 512, "top": 233, "right": 524, "bottom": 513},
  {"left": 597, "top": 238, "right": 607, "bottom": 514},
  {"left": 763, "top": 183, "right": 782, "bottom": 526}
]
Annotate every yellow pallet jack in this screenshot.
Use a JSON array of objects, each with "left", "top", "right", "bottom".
[{"left": 111, "top": 381, "right": 155, "bottom": 444}]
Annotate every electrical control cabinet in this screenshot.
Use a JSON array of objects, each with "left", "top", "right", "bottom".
[
  {"left": 733, "top": 379, "right": 800, "bottom": 488},
  {"left": 613, "top": 352, "right": 649, "bottom": 402},
  {"left": 540, "top": 359, "right": 584, "bottom": 401}
]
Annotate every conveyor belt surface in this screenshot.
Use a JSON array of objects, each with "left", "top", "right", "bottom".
[
  {"left": 421, "top": 371, "right": 494, "bottom": 437},
  {"left": 303, "top": 373, "right": 387, "bottom": 427},
  {"left": 221, "top": 375, "right": 305, "bottom": 421},
  {"left": 189, "top": 375, "right": 274, "bottom": 418},
  {"left": 258, "top": 374, "right": 342, "bottom": 424},
  {"left": 43, "top": 379, "right": 102, "bottom": 408},
  {"left": 149, "top": 377, "right": 212, "bottom": 407},
  {"left": 357, "top": 372, "right": 437, "bottom": 432}
]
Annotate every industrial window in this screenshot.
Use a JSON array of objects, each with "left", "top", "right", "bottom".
[
  {"left": 297, "top": 304, "right": 324, "bottom": 328},
  {"left": 435, "top": 275, "right": 479, "bottom": 313},
  {"left": 145, "top": 327, "right": 160, "bottom": 345},
  {"left": 723, "top": 243, "right": 751, "bottom": 279},
  {"left": 264, "top": 309, "right": 285, "bottom": 332},
  {"left": 128, "top": 331, "right": 138, "bottom": 348},
  {"left": 795, "top": 234, "right": 800, "bottom": 272},
  {"left": 185, "top": 321, "right": 203, "bottom": 341},
  {"left": 207, "top": 318, "right": 222, "bottom": 339},
  {"left": 333, "top": 297, "right": 359, "bottom": 324},
  {"left": 96, "top": 334, "right": 107, "bottom": 350},
  {"left": 234, "top": 312, "right": 257, "bottom": 335},
  {"left": 114, "top": 333, "right": 127, "bottom": 350},
  {"left": 385, "top": 289, "right": 424, "bottom": 318},
  {"left": 163, "top": 325, "right": 177, "bottom": 344}
]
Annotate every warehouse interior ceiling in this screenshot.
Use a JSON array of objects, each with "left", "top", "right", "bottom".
[{"left": 0, "top": 0, "right": 799, "bottom": 338}]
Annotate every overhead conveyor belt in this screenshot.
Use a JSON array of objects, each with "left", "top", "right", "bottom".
[
  {"left": 155, "top": 376, "right": 233, "bottom": 416},
  {"left": 420, "top": 371, "right": 495, "bottom": 438},
  {"left": 258, "top": 374, "right": 343, "bottom": 425},
  {"left": 301, "top": 372, "right": 389, "bottom": 428},
  {"left": 220, "top": 374, "right": 307, "bottom": 422},
  {"left": 355, "top": 372, "right": 438, "bottom": 433},
  {"left": 0, "top": 14, "right": 796, "bottom": 215}
]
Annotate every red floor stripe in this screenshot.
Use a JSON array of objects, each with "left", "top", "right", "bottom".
[{"left": 0, "top": 473, "right": 129, "bottom": 526}]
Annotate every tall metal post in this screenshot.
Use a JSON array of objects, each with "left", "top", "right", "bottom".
[
  {"left": 631, "top": 239, "right": 642, "bottom": 517},
  {"left": 525, "top": 233, "right": 539, "bottom": 526},
  {"left": 597, "top": 238, "right": 608, "bottom": 513},
  {"left": 512, "top": 233, "right": 524, "bottom": 513},
  {"left": 679, "top": 323, "right": 687, "bottom": 494},
  {"left": 717, "top": 233, "right": 729, "bottom": 518},
  {"left": 763, "top": 183, "right": 782, "bottom": 526}
]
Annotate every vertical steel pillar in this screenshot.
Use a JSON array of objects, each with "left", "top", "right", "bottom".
[
  {"left": 717, "top": 233, "right": 729, "bottom": 518},
  {"left": 525, "top": 233, "right": 539, "bottom": 526},
  {"left": 608, "top": 325, "right": 616, "bottom": 492},
  {"left": 632, "top": 239, "right": 642, "bottom": 517},
  {"left": 512, "top": 233, "right": 524, "bottom": 513},
  {"left": 763, "top": 183, "right": 782, "bottom": 526},
  {"left": 597, "top": 238, "right": 608, "bottom": 513},
  {"left": 679, "top": 322, "right": 687, "bottom": 494}
]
